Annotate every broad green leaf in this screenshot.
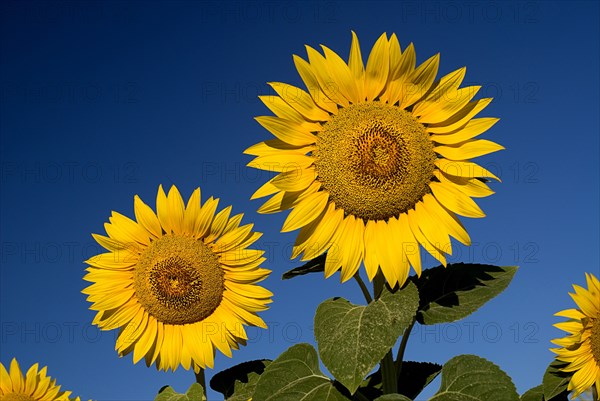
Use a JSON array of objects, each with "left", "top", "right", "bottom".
[
  {"left": 375, "top": 395, "right": 412, "bottom": 401},
  {"left": 282, "top": 254, "right": 326, "bottom": 279},
  {"left": 314, "top": 282, "right": 419, "bottom": 394},
  {"left": 210, "top": 360, "right": 271, "bottom": 400},
  {"left": 542, "top": 360, "right": 571, "bottom": 401},
  {"left": 429, "top": 354, "right": 519, "bottom": 401},
  {"left": 520, "top": 385, "right": 543, "bottom": 401},
  {"left": 155, "top": 383, "right": 206, "bottom": 401},
  {"left": 413, "top": 263, "right": 518, "bottom": 324},
  {"left": 252, "top": 343, "right": 349, "bottom": 401}
]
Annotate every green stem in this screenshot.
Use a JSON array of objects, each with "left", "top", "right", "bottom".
[
  {"left": 395, "top": 317, "right": 416, "bottom": 380},
  {"left": 353, "top": 272, "right": 373, "bottom": 303},
  {"left": 194, "top": 368, "right": 207, "bottom": 398},
  {"left": 381, "top": 351, "right": 397, "bottom": 394},
  {"left": 372, "top": 274, "right": 397, "bottom": 394},
  {"left": 352, "top": 389, "right": 372, "bottom": 401},
  {"left": 593, "top": 386, "right": 599, "bottom": 401}
]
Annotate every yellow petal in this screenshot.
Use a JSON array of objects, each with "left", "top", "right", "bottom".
[
  {"left": 398, "top": 213, "right": 422, "bottom": 276},
  {"left": 250, "top": 178, "right": 279, "bottom": 200},
  {"left": 417, "top": 86, "right": 481, "bottom": 124},
  {"left": 348, "top": 31, "right": 365, "bottom": 100},
  {"left": 363, "top": 220, "right": 381, "bottom": 281},
  {"left": 255, "top": 116, "right": 316, "bottom": 146},
  {"left": 293, "top": 55, "right": 338, "bottom": 114},
  {"left": 183, "top": 188, "right": 201, "bottom": 235},
  {"left": 387, "top": 217, "right": 410, "bottom": 286},
  {"left": 268, "top": 82, "right": 330, "bottom": 121},
  {"left": 9, "top": 359, "right": 23, "bottom": 393},
  {"left": 282, "top": 191, "right": 329, "bottom": 232},
  {"left": 134, "top": 195, "right": 162, "bottom": 238},
  {"left": 194, "top": 197, "right": 219, "bottom": 239},
  {"left": 0, "top": 361, "right": 12, "bottom": 393},
  {"left": 430, "top": 118, "right": 500, "bottom": 144},
  {"left": 435, "top": 139, "right": 505, "bottom": 160},
  {"left": 166, "top": 185, "right": 185, "bottom": 235},
  {"left": 422, "top": 194, "right": 471, "bottom": 245},
  {"left": 108, "top": 211, "right": 150, "bottom": 246},
  {"left": 427, "top": 98, "right": 493, "bottom": 133},
  {"left": 271, "top": 167, "right": 317, "bottom": 192},
  {"left": 414, "top": 202, "right": 452, "bottom": 256},
  {"left": 339, "top": 216, "right": 365, "bottom": 283},
  {"left": 133, "top": 314, "right": 157, "bottom": 363},
  {"left": 244, "top": 138, "right": 314, "bottom": 157},
  {"left": 292, "top": 202, "right": 342, "bottom": 260},
  {"left": 399, "top": 51, "right": 439, "bottom": 108},
  {"left": 156, "top": 185, "right": 172, "bottom": 233},
  {"left": 430, "top": 181, "right": 485, "bottom": 218},
  {"left": 305, "top": 45, "right": 349, "bottom": 107},
  {"left": 374, "top": 220, "right": 397, "bottom": 285},
  {"left": 247, "top": 153, "right": 314, "bottom": 172},
  {"left": 321, "top": 44, "right": 359, "bottom": 103},
  {"left": 435, "top": 159, "right": 501, "bottom": 181},
  {"left": 434, "top": 170, "right": 494, "bottom": 198},
  {"left": 364, "top": 33, "right": 389, "bottom": 101}
]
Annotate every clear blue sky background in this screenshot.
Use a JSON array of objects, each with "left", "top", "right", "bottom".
[{"left": 1, "top": 1, "right": 598, "bottom": 400}]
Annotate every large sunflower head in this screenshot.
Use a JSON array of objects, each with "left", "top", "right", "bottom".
[
  {"left": 0, "top": 358, "right": 72, "bottom": 401},
  {"left": 551, "top": 273, "right": 600, "bottom": 399},
  {"left": 83, "top": 185, "right": 272, "bottom": 372},
  {"left": 245, "top": 32, "right": 503, "bottom": 287}
]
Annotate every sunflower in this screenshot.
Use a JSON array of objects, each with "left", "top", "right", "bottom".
[
  {"left": 551, "top": 273, "right": 600, "bottom": 399},
  {"left": 0, "top": 358, "right": 72, "bottom": 401},
  {"left": 245, "top": 32, "right": 503, "bottom": 286},
  {"left": 83, "top": 185, "right": 272, "bottom": 372}
]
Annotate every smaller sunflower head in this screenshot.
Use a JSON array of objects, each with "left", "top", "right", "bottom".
[
  {"left": 551, "top": 273, "right": 600, "bottom": 399},
  {"left": 0, "top": 358, "right": 72, "bottom": 401},
  {"left": 83, "top": 185, "right": 272, "bottom": 372}
]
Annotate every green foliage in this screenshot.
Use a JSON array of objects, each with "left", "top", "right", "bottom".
[
  {"left": 397, "top": 361, "right": 442, "bottom": 399},
  {"left": 360, "top": 361, "right": 442, "bottom": 400},
  {"left": 542, "top": 360, "right": 571, "bottom": 401},
  {"left": 520, "top": 385, "right": 544, "bottom": 401},
  {"left": 282, "top": 254, "right": 326, "bottom": 280},
  {"left": 314, "top": 282, "right": 419, "bottom": 394},
  {"left": 412, "top": 263, "right": 518, "bottom": 325},
  {"left": 210, "top": 360, "right": 271, "bottom": 400},
  {"left": 252, "top": 343, "right": 349, "bottom": 401},
  {"left": 429, "top": 355, "right": 519, "bottom": 401},
  {"left": 154, "top": 383, "right": 206, "bottom": 401},
  {"left": 374, "top": 395, "right": 412, "bottom": 401}
]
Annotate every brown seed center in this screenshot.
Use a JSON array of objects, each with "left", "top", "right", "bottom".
[
  {"left": 315, "top": 102, "right": 436, "bottom": 221},
  {"left": 134, "top": 235, "right": 224, "bottom": 325},
  {"left": 591, "top": 318, "right": 600, "bottom": 365},
  {"left": 2, "top": 394, "right": 36, "bottom": 401}
]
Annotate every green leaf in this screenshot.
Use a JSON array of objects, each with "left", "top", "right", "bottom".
[
  {"left": 542, "top": 360, "right": 571, "bottom": 401},
  {"left": 413, "top": 263, "right": 518, "bottom": 325},
  {"left": 210, "top": 360, "right": 271, "bottom": 400},
  {"left": 520, "top": 385, "right": 543, "bottom": 401},
  {"left": 155, "top": 383, "right": 206, "bottom": 401},
  {"left": 282, "top": 254, "right": 326, "bottom": 280},
  {"left": 429, "top": 354, "right": 519, "bottom": 401},
  {"left": 375, "top": 395, "right": 412, "bottom": 401},
  {"left": 314, "top": 282, "right": 419, "bottom": 394},
  {"left": 252, "top": 343, "right": 349, "bottom": 401}
]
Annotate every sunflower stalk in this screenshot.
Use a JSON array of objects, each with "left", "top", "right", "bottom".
[
  {"left": 194, "top": 367, "right": 207, "bottom": 398},
  {"left": 373, "top": 273, "right": 398, "bottom": 394},
  {"left": 395, "top": 317, "right": 416, "bottom": 379},
  {"left": 353, "top": 272, "right": 373, "bottom": 303}
]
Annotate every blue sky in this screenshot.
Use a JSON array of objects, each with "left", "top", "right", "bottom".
[{"left": 1, "top": 1, "right": 598, "bottom": 400}]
